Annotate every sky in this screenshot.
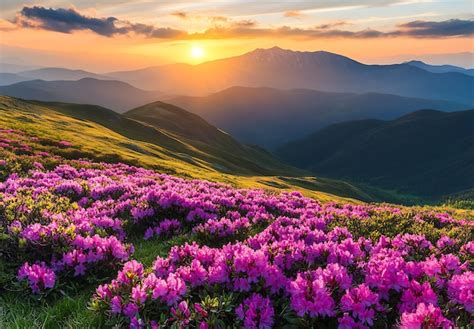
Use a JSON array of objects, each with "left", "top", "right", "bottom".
[{"left": 0, "top": 0, "right": 473, "bottom": 71}]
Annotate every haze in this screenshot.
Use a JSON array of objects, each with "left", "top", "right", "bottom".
[{"left": 1, "top": 0, "right": 473, "bottom": 71}]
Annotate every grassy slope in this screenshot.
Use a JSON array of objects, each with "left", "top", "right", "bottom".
[
  {"left": 0, "top": 96, "right": 472, "bottom": 328},
  {"left": 0, "top": 96, "right": 371, "bottom": 203}
]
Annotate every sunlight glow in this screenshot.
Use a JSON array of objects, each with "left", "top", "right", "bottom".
[{"left": 190, "top": 46, "right": 205, "bottom": 59}]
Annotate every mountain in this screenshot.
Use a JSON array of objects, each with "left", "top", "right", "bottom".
[
  {"left": 276, "top": 109, "right": 474, "bottom": 198},
  {"left": 0, "top": 73, "right": 30, "bottom": 86},
  {"left": 168, "top": 86, "right": 464, "bottom": 149},
  {"left": 18, "top": 67, "right": 112, "bottom": 81},
  {"left": 0, "top": 67, "right": 109, "bottom": 86},
  {"left": 0, "top": 62, "right": 41, "bottom": 73},
  {"left": 109, "top": 47, "right": 474, "bottom": 104},
  {"left": 10, "top": 97, "right": 290, "bottom": 177},
  {"left": 124, "top": 102, "right": 245, "bottom": 151},
  {"left": 405, "top": 60, "right": 474, "bottom": 76},
  {"left": 0, "top": 95, "right": 372, "bottom": 203},
  {"left": 0, "top": 78, "right": 161, "bottom": 112}
]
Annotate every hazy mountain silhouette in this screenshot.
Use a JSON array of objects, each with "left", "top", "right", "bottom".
[
  {"left": 0, "top": 78, "right": 161, "bottom": 112},
  {"left": 18, "top": 67, "right": 112, "bottom": 81},
  {"left": 169, "top": 86, "right": 465, "bottom": 149},
  {"left": 405, "top": 60, "right": 474, "bottom": 76},
  {"left": 0, "top": 73, "right": 31, "bottom": 86},
  {"left": 276, "top": 109, "right": 474, "bottom": 197},
  {"left": 109, "top": 47, "right": 474, "bottom": 104}
]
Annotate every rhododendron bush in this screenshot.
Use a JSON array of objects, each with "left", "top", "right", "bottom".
[{"left": 0, "top": 128, "right": 473, "bottom": 328}]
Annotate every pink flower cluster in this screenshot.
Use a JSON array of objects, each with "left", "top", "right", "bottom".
[
  {"left": 1, "top": 127, "right": 473, "bottom": 328},
  {"left": 17, "top": 262, "right": 56, "bottom": 293},
  {"left": 93, "top": 212, "right": 473, "bottom": 328},
  {"left": 144, "top": 219, "right": 181, "bottom": 240}
]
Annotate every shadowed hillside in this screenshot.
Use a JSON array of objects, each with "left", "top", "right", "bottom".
[
  {"left": 169, "top": 86, "right": 464, "bottom": 149},
  {"left": 276, "top": 109, "right": 474, "bottom": 197}
]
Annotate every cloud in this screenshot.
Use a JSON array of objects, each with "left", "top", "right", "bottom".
[
  {"left": 169, "top": 11, "right": 232, "bottom": 24},
  {"left": 315, "top": 21, "right": 349, "bottom": 29},
  {"left": 0, "top": 19, "right": 17, "bottom": 32},
  {"left": 12, "top": 7, "right": 474, "bottom": 41},
  {"left": 14, "top": 6, "right": 186, "bottom": 38},
  {"left": 395, "top": 19, "right": 474, "bottom": 37},
  {"left": 187, "top": 18, "right": 473, "bottom": 40},
  {"left": 284, "top": 11, "right": 303, "bottom": 18},
  {"left": 186, "top": 25, "right": 386, "bottom": 40},
  {"left": 171, "top": 11, "right": 188, "bottom": 19}
]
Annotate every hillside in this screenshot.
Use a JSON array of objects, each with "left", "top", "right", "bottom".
[
  {"left": 405, "top": 60, "right": 474, "bottom": 76},
  {"left": 0, "top": 78, "right": 161, "bottom": 112},
  {"left": 169, "top": 86, "right": 464, "bottom": 149},
  {"left": 276, "top": 109, "right": 474, "bottom": 198},
  {"left": 109, "top": 47, "right": 474, "bottom": 104},
  {"left": 0, "top": 95, "right": 372, "bottom": 203}
]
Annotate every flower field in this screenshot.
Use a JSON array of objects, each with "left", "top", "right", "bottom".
[{"left": 0, "top": 128, "right": 473, "bottom": 328}]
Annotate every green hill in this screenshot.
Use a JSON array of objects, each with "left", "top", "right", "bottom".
[
  {"left": 276, "top": 109, "right": 474, "bottom": 199},
  {"left": 123, "top": 101, "right": 283, "bottom": 174},
  {"left": 0, "top": 95, "right": 372, "bottom": 203}
]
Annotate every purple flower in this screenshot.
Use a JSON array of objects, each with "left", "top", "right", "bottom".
[
  {"left": 447, "top": 271, "right": 474, "bottom": 313},
  {"left": 340, "top": 284, "right": 381, "bottom": 326},
  {"left": 17, "top": 262, "right": 56, "bottom": 293},
  {"left": 399, "top": 303, "right": 452, "bottom": 329},
  {"left": 289, "top": 271, "right": 335, "bottom": 317},
  {"left": 111, "top": 296, "right": 122, "bottom": 313},
  {"left": 236, "top": 294, "right": 274, "bottom": 329},
  {"left": 131, "top": 285, "right": 148, "bottom": 304},
  {"left": 399, "top": 280, "right": 438, "bottom": 313},
  {"left": 171, "top": 301, "right": 191, "bottom": 326}
]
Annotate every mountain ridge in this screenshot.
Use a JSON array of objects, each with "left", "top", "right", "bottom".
[
  {"left": 18, "top": 67, "right": 113, "bottom": 81},
  {"left": 276, "top": 109, "right": 474, "bottom": 197},
  {"left": 168, "top": 86, "right": 465, "bottom": 149},
  {"left": 404, "top": 60, "right": 474, "bottom": 76},
  {"left": 108, "top": 47, "right": 474, "bottom": 105},
  {"left": 0, "top": 78, "right": 161, "bottom": 112}
]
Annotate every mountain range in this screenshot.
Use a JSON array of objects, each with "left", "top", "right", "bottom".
[
  {"left": 0, "top": 67, "right": 112, "bottom": 86},
  {"left": 0, "top": 78, "right": 161, "bottom": 112},
  {"left": 169, "top": 86, "right": 464, "bottom": 149},
  {"left": 0, "top": 48, "right": 472, "bottom": 201},
  {"left": 405, "top": 60, "right": 474, "bottom": 76},
  {"left": 108, "top": 47, "right": 474, "bottom": 105},
  {"left": 276, "top": 109, "right": 474, "bottom": 197},
  {"left": 15, "top": 67, "right": 113, "bottom": 81}
]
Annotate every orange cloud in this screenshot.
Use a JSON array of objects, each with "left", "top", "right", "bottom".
[{"left": 284, "top": 11, "right": 303, "bottom": 18}]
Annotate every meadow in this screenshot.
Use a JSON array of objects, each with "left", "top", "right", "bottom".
[{"left": 0, "top": 127, "right": 472, "bottom": 328}]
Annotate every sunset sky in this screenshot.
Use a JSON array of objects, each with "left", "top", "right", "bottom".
[{"left": 0, "top": 0, "right": 473, "bottom": 71}]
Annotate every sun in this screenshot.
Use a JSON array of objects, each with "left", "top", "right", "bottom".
[{"left": 190, "top": 46, "right": 205, "bottom": 59}]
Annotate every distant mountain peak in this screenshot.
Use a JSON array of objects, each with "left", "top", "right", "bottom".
[
  {"left": 242, "top": 47, "right": 360, "bottom": 68},
  {"left": 404, "top": 60, "right": 425, "bottom": 65}
]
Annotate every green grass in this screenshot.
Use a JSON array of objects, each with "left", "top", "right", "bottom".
[
  {"left": 0, "top": 96, "right": 369, "bottom": 204},
  {"left": 0, "top": 235, "right": 190, "bottom": 329},
  {"left": 0, "top": 288, "right": 104, "bottom": 329}
]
